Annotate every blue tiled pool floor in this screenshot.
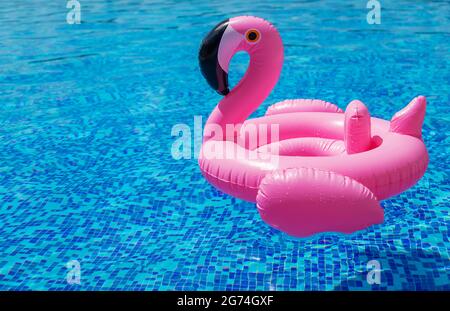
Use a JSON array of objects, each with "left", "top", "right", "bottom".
[{"left": 0, "top": 0, "right": 449, "bottom": 290}]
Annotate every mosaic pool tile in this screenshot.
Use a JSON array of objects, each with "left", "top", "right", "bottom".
[{"left": 0, "top": 0, "right": 449, "bottom": 290}]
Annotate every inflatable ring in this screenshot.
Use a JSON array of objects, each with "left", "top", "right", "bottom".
[{"left": 198, "top": 16, "right": 428, "bottom": 237}]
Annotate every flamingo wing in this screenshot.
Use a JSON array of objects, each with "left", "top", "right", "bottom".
[{"left": 256, "top": 167, "right": 384, "bottom": 237}]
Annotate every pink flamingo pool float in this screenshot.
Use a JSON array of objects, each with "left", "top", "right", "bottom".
[{"left": 198, "top": 16, "right": 429, "bottom": 237}]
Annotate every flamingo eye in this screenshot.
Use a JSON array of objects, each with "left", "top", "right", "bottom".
[{"left": 245, "top": 29, "right": 261, "bottom": 43}]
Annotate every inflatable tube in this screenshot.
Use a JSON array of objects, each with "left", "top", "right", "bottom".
[{"left": 198, "top": 16, "right": 428, "bottom": 237}]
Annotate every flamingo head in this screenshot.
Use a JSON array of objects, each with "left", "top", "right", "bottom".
[{"left": 199, "top": 16, "right": 282, "bottom": 96}]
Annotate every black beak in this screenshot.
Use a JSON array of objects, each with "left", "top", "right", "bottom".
[{"left": 199, "top": 19, "right": 230, "bottom": 96}]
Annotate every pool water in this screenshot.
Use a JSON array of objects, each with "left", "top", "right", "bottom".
[{"left": 0, "top": 0, "right": 449, "bottom": 290}]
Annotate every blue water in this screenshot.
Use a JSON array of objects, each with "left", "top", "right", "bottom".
[{"left": 0, "top": 0, "right": 449, "bottom": 290}]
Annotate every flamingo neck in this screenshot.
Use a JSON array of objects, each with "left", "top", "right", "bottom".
[{"left": 204, "top": 46, "right": 283, "bottom": 142}]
